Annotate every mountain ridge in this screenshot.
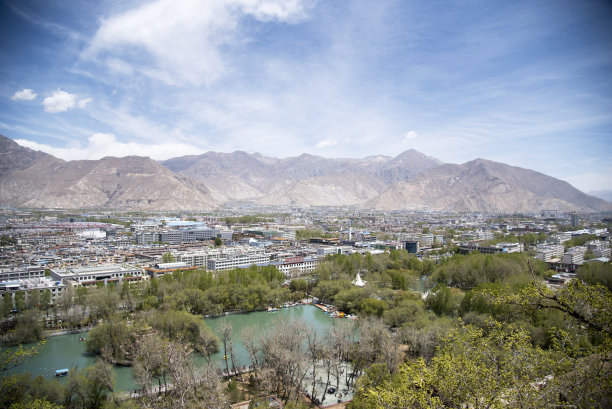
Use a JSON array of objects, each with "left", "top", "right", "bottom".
[{"left": 0, "top": 135, "right": 609, "bottom": 212}]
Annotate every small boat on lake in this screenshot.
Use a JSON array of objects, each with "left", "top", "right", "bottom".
[{"left": 55, "top": 368, "right": 69, "bottom": 377}]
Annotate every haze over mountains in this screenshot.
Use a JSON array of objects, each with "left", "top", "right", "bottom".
[{"left": 1, "top": 135, "right": 609, "bottom": 212}]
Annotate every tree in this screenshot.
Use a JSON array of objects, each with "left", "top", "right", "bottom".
[
  {"left": 9, "top": 398, "right": 62, "bottom": 409},
  {"left": 86, "top": 319, "right": 133, "bottom": 364},
  {"left": 1, "top": 294, "right": 13, "bottom": 317},
  {"left": 133, "top": 334, "right": 165, "bottom": 395},
  {"left": 425, "top": 284, "right": 452, "bottom": 316},
  {"left": 218, "top": 320, "right": 234, "bottom": 376},
  {"left": 162, "top": 252, "right": 176, "bottom": 263},
  {"left": 1, "top": 340, "right": 46, "bottom": 372},
  {"left": 355, "top": 271, "right": 612, "bottom": 409},
  {"left": 64, "top": 360, "right": 114, "bottom": 409},
  {"left": 41, "top": 290, "right": 52, "bottom": 314},
  {"left": 483, "top": 276, "right": 611, "bottom": 337},
  {"left": 214, "top": 237, "right": 222, "bottom": 247},
  {"left": 259, "top": 319, "right": 310, "bottom": 404},
  {"left": 353, "top": 321, "right": 563, "bottom": 409}
]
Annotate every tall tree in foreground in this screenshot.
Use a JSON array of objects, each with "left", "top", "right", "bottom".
[{"left": 352, "top": 275, "right": 612, "bottom": 409}]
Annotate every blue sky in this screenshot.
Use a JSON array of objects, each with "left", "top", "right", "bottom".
[{"left": 1, "top": 0, "right": 611, "bottom": 192}]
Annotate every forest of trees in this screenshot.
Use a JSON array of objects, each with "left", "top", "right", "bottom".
[{"left": 1, "top": 249, "right": 610, "bottom": 408}]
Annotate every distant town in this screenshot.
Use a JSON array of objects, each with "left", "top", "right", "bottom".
[{"left": 1, "top": 205, "right": 610, "bottom": 313}]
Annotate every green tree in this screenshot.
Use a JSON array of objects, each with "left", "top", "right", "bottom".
[
  {"left": 14, "top": 292, "right": 25, "bottom": 311},
  {"left": 64, "top": 360, "right": 114, "bottom": 409},
  {"left": 214, "top": 237, "right": 223, "bottom": 247},
  {"left": 425, "top": 284, "right": 452, "bottom": 316},
  {"left": 1, "top": 294, "right": 13, "bottom": 317},
  {"left": 353, "top": 321, "right": 563, "bottom": 409},
  {"left": 161, "top": 252, "right": 176, "bottom": 263},
  {"left": 9, "top": 399, "right": 62, "bottom": 409},
  {"left": 41, "top": 290, "right": 52, "bottom": 312}
]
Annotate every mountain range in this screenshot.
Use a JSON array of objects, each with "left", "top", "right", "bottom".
[{"left": 0, "top": 135, "right": 609, "bottom": 213}]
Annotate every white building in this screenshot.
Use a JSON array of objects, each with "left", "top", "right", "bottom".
[
  {"left": 271, "top": 257, "right": 321, "bottom": 278},
  {"left": 536, "top": 244, "right": 564, "bottom": 262},
  {"left": 0, "top": 266, "right": 45, "bottom": 281},
  {"left": 562, "top": 246, "right": 587, "bottom": 265},
  {"left": 206, "top": 253, "right": 271, "bottom": 272},
  {"left": 51, "top": 264, "right": 146, "bottom": 286},
  {"left": 0, "top": 277, "right": 66, "bottom": 306},
  {"left": 317, "top": 246, "right": 353, "bottom": 257}
]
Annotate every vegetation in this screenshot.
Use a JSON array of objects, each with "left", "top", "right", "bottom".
[
  {"left": 564, "top": 233, "right": 599, "bottom": 249},
  {"left": 223, "top": 215, "right": 274, "bottom": 224},
  {"left": 2, "top": 248, "right": 611, "bottom": 408},
  {"left": 0, "top": 234, "right": 17, "bottom": 246}
]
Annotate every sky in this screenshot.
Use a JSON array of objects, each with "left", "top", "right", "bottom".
[{"left": 1, "top": 0, "right": 611, "bottom": 193}]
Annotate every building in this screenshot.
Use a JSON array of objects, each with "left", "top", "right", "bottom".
[
  {"left": 176, "top": 249, "right": 222, "bottom": 268},
  {"left": 562, "top": 246, "right": 586, "bottom": 265},
  {"left": 206, "top": 253, "right": 271, "bottom": 272},
  {"left": 404, "top": 241, "right": 420, "bottom": 254},
  {"left": 570, "top": 212, "right": 579, "bottom": 227},
  {"left": 270, "top": 257, "right": 321, "bottom": 279},
  {"left": 135, "top": 227, "right": 219, "bottom": 245},
  {"left": 50, "top": 264, "right": 146, "bottom": 286},
  {"left": 535, "top": 244, "right": 564, "bottom": 262},
  {"left": 586, "top": 240, "right": 611, "bottom": 258},
  {"left": 459, "top": 242, "right": 522, "bottom": 254},
  {"left": 0, "top": 277, "right": 66, "bottom": 307},
  {"left": 317, "top": 246, "right": 353, "bottom": 257},
  {"left": 419, "top": 233, "right": 434, "bottom": 247},
  {"left": 0, "top": 266, "right": 45, "bottom": 281}
]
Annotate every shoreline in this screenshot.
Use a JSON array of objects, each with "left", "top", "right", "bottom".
[{"left": 44, "top": 327, "right": 92, "bottom": 337}]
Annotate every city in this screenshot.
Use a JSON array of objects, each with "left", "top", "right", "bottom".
[{"left": 1, "top": 206, "right": 610, "bottom": 408}]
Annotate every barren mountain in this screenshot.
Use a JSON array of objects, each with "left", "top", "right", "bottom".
[
  {"left": 258, "top": 172, "right": 383, "bottom": 207},
  {"left": 2, "top": 135, "right": 608, "bottom": 212},
  {"left": 367, "top": 159, "right": 611, "bottom": 212},
  {"left": 0, "top": 135, "right": 218, "bottom": 210},
  {"left": 162, "top": 149, "right": 442, "bottom": 203},
  {"left": 0, "top": 135, "right": 61, "bottom": 178}
]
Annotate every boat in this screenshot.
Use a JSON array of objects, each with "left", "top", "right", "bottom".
[
  {"left": 55, "top": 368, "right": 69, "bottom": 377},
  {"left": 267, "top": 307, "right": 278, "bottom": 312}
]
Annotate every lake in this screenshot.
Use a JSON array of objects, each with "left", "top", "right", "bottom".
[{"left": 2, "top": 304, "right": 336, "bottom": 392}]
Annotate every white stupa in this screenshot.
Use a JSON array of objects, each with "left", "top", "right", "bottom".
[{"left": 352, "top": 272, "right": 366, "bottom": 287}]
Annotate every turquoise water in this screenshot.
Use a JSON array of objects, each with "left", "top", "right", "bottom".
[{"left": 2, "top": 305, "right": 337, "bottom": 391}]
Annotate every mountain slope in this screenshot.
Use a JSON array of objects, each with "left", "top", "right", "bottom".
[
  {"left": 367, "top": 159, "right": 611, "bottom": 212},
  {"left": 2, "top": 136, "right": 608, "bottom": 212},
  {"left": 0, "top": 135, "right": 63, "bottom": 178},
  {"left": 162, "top": 149, "right": 443, "bottom": 203},
  {"left": 0, "top": 136, "right": 218, "bottom": 210}
]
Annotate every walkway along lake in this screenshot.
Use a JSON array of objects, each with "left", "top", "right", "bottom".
[{"left": 2, "top": 304, "right": 338, "bottom": 392}]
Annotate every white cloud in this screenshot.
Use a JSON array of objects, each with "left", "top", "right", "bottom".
[
  {"left": 84, "top": 0, "right": 315, "bottom": 86},
  {"left": 43, "top": 90, "right": 76, "bottom": 113},
  {"left": 78, "top": 98, "right": 92, "bottom": 108},
  {"left": 15, "top": 133, "right": 201, "bottom": 161},
  {"left": 11, "top": 88, "right": 37, "bottom": 101},
  {"left": 315, "top": 139, "right": 337, "bottom": 148},
  {"left": 405, "top": 130, "right": 418, "bottom": 140}
]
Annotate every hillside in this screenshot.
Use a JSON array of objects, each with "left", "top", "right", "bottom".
[{"left": 367, "top": 159, "right": 611, "bottom": 212}]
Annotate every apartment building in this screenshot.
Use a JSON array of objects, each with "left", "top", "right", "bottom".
[
  {"left": 536, "top": 244, "right": 564, "bottom": 262},
  {"left": 270, "top": 257, "right": 321, "bottom": 278},
  {"left": 206, "top": 253, "right": 271, "bottom": 272},
  {"left": 562, "top": 246, "right": 587, "bottom": 265},
  {"left": 317, "top": 246, "right": 353, "bottom": 257}
]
